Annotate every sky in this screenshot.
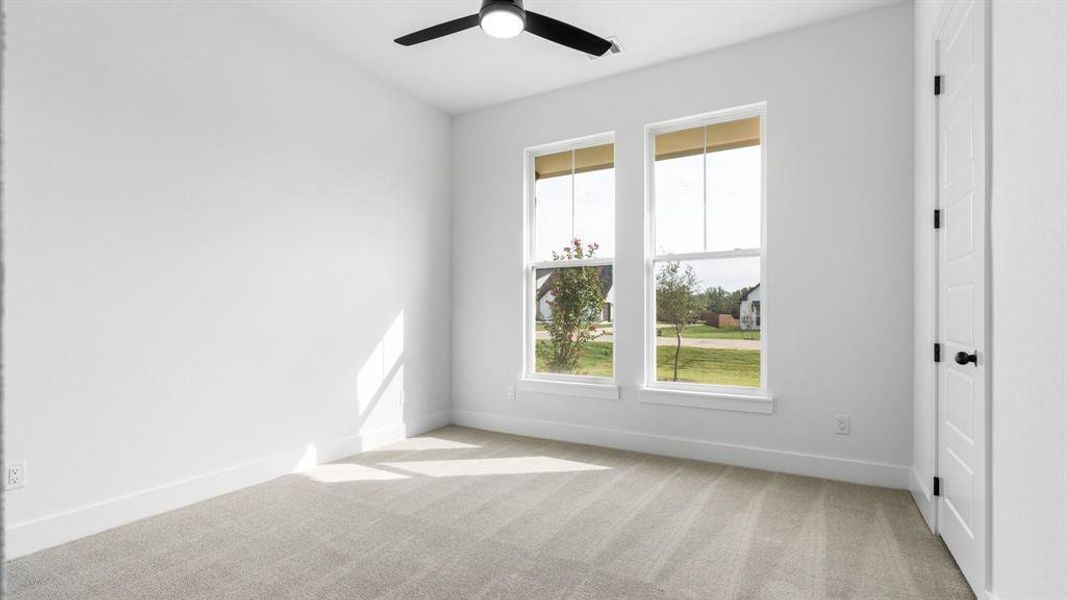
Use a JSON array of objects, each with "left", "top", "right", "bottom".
[{"left": 534, "top": 145, "right": 761, "bottom": 293}]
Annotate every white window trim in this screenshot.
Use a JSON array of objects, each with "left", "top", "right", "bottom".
[
  {"left": 518, "top": 377, "right": 620, "bottom": 400},
  {"left": 638, "top": 386, "right": 772, "bottom": 414},
  {"left": 644, "top": 103, "right": 771, "bottom": 404},
  {"left": 522, "top": 131, "right": 617, "bottom": 392}
]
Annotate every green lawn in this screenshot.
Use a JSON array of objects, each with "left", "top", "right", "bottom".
[
  {"left": 535, "top": 341, "right": 760, "bottom": 387},
  {"left": 535, "top": 341, "right": 614, "bottom": 377},
  {"left": 656, "top": 323, "right": 760, "bottom": 340},
  {"left": 656, "top": 345, "right": 760, "bottom": 387}
]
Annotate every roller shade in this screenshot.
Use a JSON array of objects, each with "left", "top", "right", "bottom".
[
  {"left": 535, "top": 143, "right": 614, "bottom": 180},
  {"left": 655, "top": 116, "right": 760, "bottom": 162}
]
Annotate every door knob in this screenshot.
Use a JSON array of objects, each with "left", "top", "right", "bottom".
[{"left": 954, "top": 351, "right": 978, "bottom": 366}]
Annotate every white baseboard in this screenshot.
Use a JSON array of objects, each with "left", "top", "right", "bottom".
[
  {"left": 5, "top": 410, "right": 450, "bottom": 560},
  {"left": 908, "top": 468, "right": 937, "bottom": 532},
  {"left": 404, "top": 408, "right": 453, "bottom": 439},
  {"left": 451, "top": 409, "right": 909, "bottom": 489},
  {"left": 983, "top": 591, "right": 1067, "bottom": 600}
]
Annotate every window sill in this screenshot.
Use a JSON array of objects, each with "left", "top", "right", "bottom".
[
  {"left": 517, "top": 378, "right": 620, "bottom": 400},
  {"left": 638, "top": 387, "right": 773, "bottom": 414}
]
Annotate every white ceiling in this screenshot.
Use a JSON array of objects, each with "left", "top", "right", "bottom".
[{"left": 257, "top": 0, "right": 900, "bottom": 114}]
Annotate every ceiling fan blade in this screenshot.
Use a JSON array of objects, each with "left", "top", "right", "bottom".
[
  {"left": 524, "top": 11, "right": 612, "bottom": 56},
  {"left": 394, "top": 14, "right": 480, "bottom": 46}
]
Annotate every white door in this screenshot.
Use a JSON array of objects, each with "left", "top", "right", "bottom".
[{"left": 935, "top": 0, "right": 987, "bottom": 593}]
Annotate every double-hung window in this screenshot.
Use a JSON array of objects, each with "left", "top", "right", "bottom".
[
  {"left": 525, "top": 136, "right": 615, "bottom": 383},
  {"left": 647, "top": 106, "right": 766, "bottom": 394}
]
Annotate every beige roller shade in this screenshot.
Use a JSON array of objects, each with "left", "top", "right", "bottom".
[
  {"left": 654, "top": 116, "right": 760, "bottom": 162},
  {"left": 535, "top": 143, "right": 614, "bottom": 180}
]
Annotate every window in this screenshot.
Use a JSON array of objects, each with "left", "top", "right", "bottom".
[
  {"left": 526, "top": 137, "right": 615, "bottom": 382},
  {"left": 648, "top": 107, "right": 765, "bottom": 393}
]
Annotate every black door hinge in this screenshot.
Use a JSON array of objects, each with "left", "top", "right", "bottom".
[
  {"left": 934, "top": 209, "right": 942, "bottom": 229},
  {"left": 934, "top": 343, "right": 942, "bottom": 363},
  {"left": 933, "top": 476, "right": 941, "bottom": 497},
  {"left": 934, "top": 75, "right": 943, "bottom": 96}
]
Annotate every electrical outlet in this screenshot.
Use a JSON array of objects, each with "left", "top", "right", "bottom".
[
  {"left": 834, "top": 415, "right": 850, "bottom": 435},
  {"left": 6, "top": 462, "right": 26, "bottom": 490},
  {"left": 507, "top": 387, "right": 516, "bottom": 401}
]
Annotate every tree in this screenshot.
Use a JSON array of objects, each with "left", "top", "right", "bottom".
[
  {"left": 657, "top": 261, "right": 700, "bottom": 381},
  {"left": 701, "top": 285, "right": 734, "bottom": 316},
  {"left": 543, "top": 238, "right": 605, "bottom": 373}
]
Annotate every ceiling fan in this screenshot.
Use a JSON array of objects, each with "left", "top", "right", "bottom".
[{"left": 394, "top": 0, "right": 613, "bottom": 57}]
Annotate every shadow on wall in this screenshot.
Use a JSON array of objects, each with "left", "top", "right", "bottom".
[
  {"left": 293, "top": 310, "right": 407, "bottom": 473},
  {"left": 356, "top": 310, "right": 406, "bottom": 432}
]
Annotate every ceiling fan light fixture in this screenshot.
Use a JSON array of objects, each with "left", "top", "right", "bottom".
[
  {"left": 395, "top": 0, "right": 612, "bottom": 57},
  {"left": 479, "top": 1, "right": 525, "bottom": 39}
]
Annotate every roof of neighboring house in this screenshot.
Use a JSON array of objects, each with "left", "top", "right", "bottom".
[
  {"left": 742, "top": 283, "right": 761, "bottom": 300},
  {"left": 536, "top": 266, "right": 614, "bottom": 302}
]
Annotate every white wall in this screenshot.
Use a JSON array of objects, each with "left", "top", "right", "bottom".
[
  {"left": 989, "top": 2, "right": 1067, "bottom": 597},
  {"left": 3, "top": 2, "right": 451, "bottom": 558},
  {"left": 451, "top": 4, "right": 914, "bottom": 486}
]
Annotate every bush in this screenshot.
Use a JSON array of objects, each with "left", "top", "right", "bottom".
[{"left": 542, "top": 238, "right": 605, "bottom": 373}]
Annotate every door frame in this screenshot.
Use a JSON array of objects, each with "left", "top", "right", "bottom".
[{"left": 930, "top": 0, "right": 993, "bottom": 596}]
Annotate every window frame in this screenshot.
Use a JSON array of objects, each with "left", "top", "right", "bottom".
[
  {"left": 644, "top": 103, "right": 769, "bottom": 397},
  {"left": 522, "top": 132, "right": 617, "bottom": 387}
]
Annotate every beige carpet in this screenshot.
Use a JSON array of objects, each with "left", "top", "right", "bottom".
[{"left": 7, "top": 426, "right": 973, "bottom": 599}]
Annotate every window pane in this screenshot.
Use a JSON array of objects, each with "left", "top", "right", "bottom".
[
  {"left": 706, "top": 132, "right": 760, "bottom": 252},
  {"left": 573, "top": 166, "right": 615, "bottom": 258},
  {"left": 654, "top": 126, "right": 704, "bottom": 254},
  {"left": 534, "top": 174, "right": 572, "bottom": 262},
  {"left": 654, "top": 151, "right": 704, "bottom": 254},
  {"left": 655, "top": 118, "right": 761, "bottom": 254},
  {"left": 654, "top": 257, "right": 761, "bottom": 387},
  {"left": 534, "top": 264, "right": 614, "bottom": 377},
  {"left": 534, "top": 144, "right": 614, "bottom": 262}
]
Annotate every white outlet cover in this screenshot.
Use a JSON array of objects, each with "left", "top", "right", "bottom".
[
  {"left": 834, "top": 415, "right": 850, "bottom": 435},
  {"left": 6, "top": 461, "right": 26, "bottom": 490}
]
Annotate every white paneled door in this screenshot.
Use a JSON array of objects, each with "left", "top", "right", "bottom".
[{"left": 935, "top": 0, "right": 987, "bottom": 594}]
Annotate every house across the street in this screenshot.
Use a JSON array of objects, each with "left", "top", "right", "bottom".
[
  {"left": 536, "top": 266, "right": 614, "bottom": 323},
  {"left": 740, "top": 283, "right": 761, "bottom": 330}
]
